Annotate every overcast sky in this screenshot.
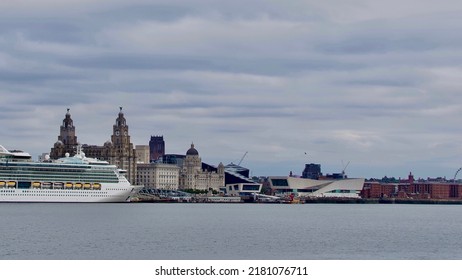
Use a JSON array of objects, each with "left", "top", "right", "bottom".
[{"left": 1, "top": 0, "right": 462, "bottom": 179}]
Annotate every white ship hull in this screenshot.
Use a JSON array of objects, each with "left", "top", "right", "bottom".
[{"left": 0, "top": 183, "right": 142, "bottom": 203}]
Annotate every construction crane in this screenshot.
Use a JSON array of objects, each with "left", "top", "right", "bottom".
[
  {"left": 238, "top": 151, "right": 248, "bottom": 166},
  {"left": 453, "top": 167, "right": 462, "bottom": 182},
  {"left": 341, "top": 160, "right": 350, "bottom": 179}
]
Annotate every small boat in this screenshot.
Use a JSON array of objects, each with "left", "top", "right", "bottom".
[
  {"left": 54, "top": 182, "right": 64, "bottom": 189},
  {"left": 83, "top": 183, "right": 91, "bottom": 189},
  {"left": 92, "top": 183, "right": 101, "bottom": 190},
  {"left": 7, "top": 181, "right": 16, "bottom": 187},
  {"left": 0, "top": 181, "right": 5, "bottom": 188},
  {"left": 74, "top": 183, "right": 82, "bottom": 189},
  {"left": 42, "top": 182, "right": 52, "bottom": 189},
  {"left": 65, "top": 182, "right": 73, "bottom": 188},
  {"left": 32, "top": 182, "right": 41, "bottom": 188}
]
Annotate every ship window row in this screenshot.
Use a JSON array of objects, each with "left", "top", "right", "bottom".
[
  {"left": 0, "top": 175, "right": 118, "bottom": 183},
  {"left": 0, "top": 167, "right": 97, "bottom": 173},
  {"left": 20, "top": 190, "right": 107, "bottom": 194},
  {"left": 1, "top": 163, "right": 89, "bottom": 170},
  {"left": 0, "top": 173, "right": 117, "bottom": 179},
  {"left": 0, "top": 190, "right": 107, "bottom": 194},
  {"left": 0, "top": 168, "right": 116, "bottom": 174},
  {"left": 0, "top": 169, "right": 116, "bottom": 176},
  {"left": 0, "top": 168, "right": 115, "bottom": 176},
  {"left": 1, "top": 163, "right": 116, "bottom": 171},
  {"left": 1, "top": 166, "right": 94, "bottom": 171},
  {"left": 0, "top": 193, "right": 119, "bottom": 197}
]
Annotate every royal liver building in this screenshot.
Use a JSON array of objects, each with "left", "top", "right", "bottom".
[{"left": 50, "top": 108, "right": 137, "bottom": 184}]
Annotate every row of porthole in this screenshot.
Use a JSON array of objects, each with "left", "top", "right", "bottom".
[{"left": 1, "top": 193, "right": 114, "bottom": 197}]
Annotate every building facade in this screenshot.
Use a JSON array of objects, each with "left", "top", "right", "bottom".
[
  {"left": 223, "top": 163, "right": 262, "bottom": 196},
  {"left": 362, "top": 181, "right": 462, "bottom": 200},
  {"left": 50, "top": 109, "right": 79, "bottom": 159},
  {"left": 81, "top": 108, "right": 137, "bottom": 184},
  {"left": 135, "top": 145, "right": 150, "bottom": 164},
  {"left": 268, "top": 176, "right": 365, "bottom": 198},
  {"left": 179, "top": 143, "right": 225, "bottom": 191},
  {"left": 136, "top": 163, "right": 179, "bottom": 190}
]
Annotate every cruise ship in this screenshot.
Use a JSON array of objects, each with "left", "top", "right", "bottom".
[{"left": 0, "top": 145, "right": 142, "bottom": 202}]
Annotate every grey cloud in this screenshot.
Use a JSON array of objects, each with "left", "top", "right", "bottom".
[
  {"left": 1, "top": 1, "right": 462, "bottom": 178},
  {"left": 318, "top": 12, "right": 462, "bottom": 55},
  {"left": 60, "top": 53, "right": 360, "bottom": 75},
  {"left": 0, "top": 70, "right": 85, "bottom": 83},
  {"left": 92, "top": 4, "right": 194, "bottom": 23},
  {"left": 0, "top": 20, "right": 86, "bottom": 44}
]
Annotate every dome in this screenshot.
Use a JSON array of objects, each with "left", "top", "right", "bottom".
[
  {"left": 186, "top": 143, "right": 199, "bottom": 156},
  {"left": 54, "top": 140, "right": 64, "bottom": 147}
]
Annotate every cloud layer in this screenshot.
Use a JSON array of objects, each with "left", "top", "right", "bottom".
[{"left": 1, "top": 0, "right": 462, "bottom": 178}]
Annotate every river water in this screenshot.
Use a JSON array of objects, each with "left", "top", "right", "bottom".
[{"left": 0, "top": 203, "right": 461, "bottom": 260}]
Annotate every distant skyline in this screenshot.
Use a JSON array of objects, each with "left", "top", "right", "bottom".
[{"left": 1, "top": 1, "right": 462, "bottom": 179}]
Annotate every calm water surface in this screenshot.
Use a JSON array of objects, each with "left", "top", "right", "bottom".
[{"left": 0, "top": 203, "right": 461, "bottom": 260}]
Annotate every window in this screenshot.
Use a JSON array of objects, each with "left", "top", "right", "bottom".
[
  {"left": 271, "top": 179, "right": 289, "bottom": 187},
  {"left": 242, "top": 185, "right": 260, "bottom": 191}
]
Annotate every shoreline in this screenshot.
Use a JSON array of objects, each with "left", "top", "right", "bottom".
[{"left": 132, "top": 196, "right": 462, "bottom": 205}]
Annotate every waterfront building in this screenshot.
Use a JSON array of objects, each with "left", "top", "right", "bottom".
[
  {"left": 149, "top": 135, "right": 165, "bottom": 162},
  {"left": 136, "top": 163, "right": 179, "bottom": 190},
  {"left": 50, "top": 109, "right": 79, "bottom": 159},
  {"left": 268, "top": 176, "right": 365, "bottom": 198},
  {"left": 82, "top": 108, "right": 137, "bottom": 184},
  {"left": 223, "top": 163, "right": 262, "bottom": 196},
  {"left": 178, "top": 143, "right": 225, "bottom": 191},
  {"left": 362, "top": 180, "right": 462, "bottom": 200},
  {"left": 136, "top": 145, "right": 150, "bottom": 164}
]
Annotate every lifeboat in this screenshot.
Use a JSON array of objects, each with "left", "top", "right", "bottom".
[
  {"left": 92, "top": 183, "right": 101, "bottom": 190},
  {"left": 83, "top": 183, "right": 91, "bottom": 189},
  {"left": 65, "top": 182, "right": 73, "bottom": 188},
  {"left": 54, "top": 182, "right": 64, "bottom": 189},
  {"left": 32, "top": 182, "right": 41, "bottom": 188},
  {"left": 42, "top": 182, "right": 52, "bottom": 189},
  {"left": 0, "top": 181, "right": 5, "bottom": 188},
  {"left": 7, "top": 181, "right": 16, "bottom": 188},
  {"left": 74, "top": 183, "right": 82, "bottom": 189}
]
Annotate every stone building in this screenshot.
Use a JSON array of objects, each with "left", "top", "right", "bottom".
[
  {"left": 82, "top": 107, "right": 137, "bottom": 184},
  {"left": 135, "top": 145, "right": 150, "bottom": 164},
  {"left": 136, "top": 163, "right": 179, "bottom": 190},
  {"left": 50, "top": 109, "right": 79, "bottom": 159},
  {"left": 179, "top": 143, "right": 225, "bottom": 191}
]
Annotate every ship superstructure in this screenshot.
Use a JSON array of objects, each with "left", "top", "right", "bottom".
[{"left": 0, "top": 145, "right": 141, "bottom": 202}]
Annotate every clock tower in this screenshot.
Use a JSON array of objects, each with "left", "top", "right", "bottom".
[
  {"left": 108, "top": 107, "right": 137, "bottom": 183},
  {"left": 112, "top": 107, "right": 130, "bottom": 148}
]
